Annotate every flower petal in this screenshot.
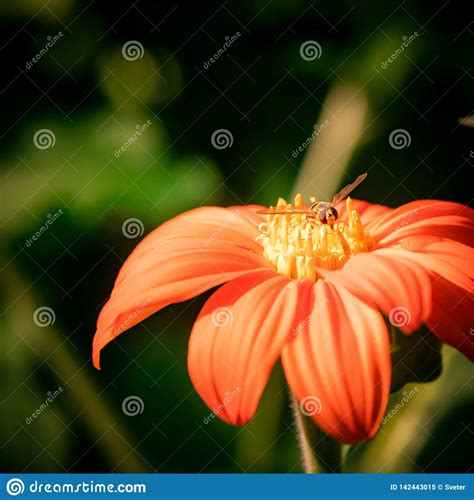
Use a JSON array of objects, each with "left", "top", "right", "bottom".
[
  {"left": 387, "top": 241, "right": 474, "bottom": 293},
  {"left": 116, "top": 206, "right": 264, "bottom": 284},
  {"left": 188, "top": 271, "right": 312, "bottom": 425},
  {"left": 369, "top": 200, "right": 474, "bottom": 247},
  {"left": 319, "top": 249, "right": 432, "bottom": 333},
  {"left": 281, "top": 280, "right": 391, "bottom": 444},
  {"left": 337, "top": 198, "right": 393, "bottom": 229},
  {"left": 93, "top": 207, "right": 269, "bottom": 369},
  {"left": 386, "top": 240, "right": 474, "bottom": 360},
  {"left": 427, "top": 277, "right": 474, "bottom": 361}
]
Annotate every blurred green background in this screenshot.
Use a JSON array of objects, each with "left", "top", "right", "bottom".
[{"left": 1, "top": 0, "right": 472, "bottom": 473}]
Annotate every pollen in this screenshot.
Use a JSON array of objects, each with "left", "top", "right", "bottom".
[{"left": 257, "top": 195, "right": 370, "bottom": 280}]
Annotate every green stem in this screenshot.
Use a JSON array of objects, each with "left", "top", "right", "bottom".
[{"left": 290, "top": 392, "right": 343, "bottom": 473}]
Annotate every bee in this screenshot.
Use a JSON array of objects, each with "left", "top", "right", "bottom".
[{"left": 257, "top": 173, "right": 368, "bottom": 227}]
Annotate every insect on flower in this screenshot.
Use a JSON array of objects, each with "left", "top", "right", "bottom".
[
  {"left": 257, "top": 173, "right": 368, "bottom": 227},
  {"left": 93, "top": 175, "right": 474, "bottom": 445}
]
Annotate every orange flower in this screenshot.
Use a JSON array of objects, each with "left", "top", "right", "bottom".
[{"left": 93, "top": 196, "right": 474, "bottom": 444}]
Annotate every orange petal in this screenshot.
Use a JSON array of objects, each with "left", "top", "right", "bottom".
[
  {"left": 427, "top": 277, "right": 474, "bottom": 361},
  {"left": 337, "top": 198, "right": 393, "bottom": 229},
  {"left": 282, "top": 280, "right": 391, "bottom": 444},
  {"left": 116, "top": 206, "right": 264, "bottom": 284},
  {"left": 93, "top": 207, "right": 269, "bottom": 369},
  {"left": 386, "top": 242, "right": 474, "bottom": 293},
  {"left": 369, "top": 200, "right": 474, "bottom": 247},
  {"left": 386, "top": 241, "right": 474, "bottom": 360},
  {"left": 320, "top": 249, "right": 432, "bottom": 333},
  {"left": 188, "top": 272, "right": 312, "bottom": 425}
]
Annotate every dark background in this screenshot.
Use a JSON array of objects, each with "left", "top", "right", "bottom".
[{"left": 1, "top": 0, "right": 472, "bottom": 473}]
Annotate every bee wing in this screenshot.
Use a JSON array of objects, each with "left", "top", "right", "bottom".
[
  {"left": 331, "top": 173, "right": 368, "bottom": 205},
  {"left": 256, "top": 207, "right": 313, "bottom": 215}
]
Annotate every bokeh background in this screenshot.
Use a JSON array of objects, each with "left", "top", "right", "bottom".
[{"left": 1, "top": 0, "right": 473, "bottom": 473}]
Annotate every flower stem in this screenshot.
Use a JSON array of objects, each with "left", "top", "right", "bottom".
[{"left": 290, "top": 392, "right": 343, "bottom": 473}]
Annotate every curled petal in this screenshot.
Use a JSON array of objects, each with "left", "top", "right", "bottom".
[
  {"left": 188, "top": 271, "right": 313, "bottom": 425},
  {"left": 282, "top": 280, "right": 391, "bottom": 444}
]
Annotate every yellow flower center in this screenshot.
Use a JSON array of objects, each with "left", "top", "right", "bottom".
[{"left": 257, "top": 194, "right": 370, "bottom": 280}]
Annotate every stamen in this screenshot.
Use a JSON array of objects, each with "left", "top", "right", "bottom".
[{"left": 257, "top": 194, "right": 371, "bottom": 280}]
